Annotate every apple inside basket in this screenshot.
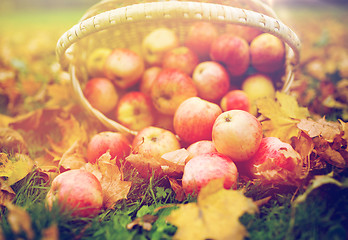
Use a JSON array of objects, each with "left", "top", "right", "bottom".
[{"left": 57, "top": 0, "right": 301, "bottom": 137}]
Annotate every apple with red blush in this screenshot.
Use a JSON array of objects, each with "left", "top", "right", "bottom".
[
  {"left": 162, "top": 46, "right": 199, "bottom": 76},
  {"left": 182, "top": 152, "right": 238, "bottom": 196},
  {"left": 151, "top": 68, "right": 197, "bottom": 115},
  {"left": 86, "top": 131, "right": 131, "bottom": 164},
  {"left": 192, "top": 61, "right": 230, "bottom": 102},
  {"left": 220, "top": 90, "right": 250, "bottom": 112},
  {"left": 210, "top": 34, "right": 250, "bottom": 76},
  {"left": 225, "top": 24, "right": 262, "bottom": 43},
  {"left": 115, "top": 91, "right": 155, "bottom": 131},
  {"left": 84, "top": 77, "right": 118, "bottom": 114},
  {"left": 140, "top": 66, "right": 162, "bottom": 96},
  {"left": 212, "top": 110, "right": 263, "bottom": 162},
  {"left": 104, "top": 48, "right": 145, "bottom": 89},
  {"left": 46, "top": 169, "right": 103, "bottom": 218},
  {"left": 173, "top": 97, "right": 222, "bottom": 144},
  {"left": 186, "top": 140, "right": 217, "bottom": 162},
  {"left": 86, "top": 48, "right": 112, "bottom": 78}
]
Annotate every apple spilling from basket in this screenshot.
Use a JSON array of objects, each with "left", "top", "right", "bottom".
[{"left": 47, "top": 22, "right": 301, "bottom": 217}]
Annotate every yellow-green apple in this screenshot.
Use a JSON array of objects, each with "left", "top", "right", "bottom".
[
  {"left": 250, "top": 33, "right": 285, "bottom": 73},
  {"left": 186, "top": 140, "right": 217, "bottom": 162},
  {"left": 220, "top": 89, "right": 250, "bottom": 112},
  {"left": 84, "top": 77, "right": 118, "bottom": 114},
  {"left": 162, "top": 46, "right": 199, "bottom": 76},
  {"left": 104, "top": 48, "right": 145, "bottom": 89},
  {"left": 247, "top": 137, "right": 302, "bottom": 185},
  {"left": 141, "top": 27, "right": 179, "bottom": 66},
  {"left": 185, "top": 21, "right": 218, "bottom": 60},
  {"left": 192, "top": 61, "right": 230, "bottom": 102},
  {"left": 212, "top": 110, "right": 263, "bottom": 162},
  {"left": 151, "top": 68, "right": 198, "bottom": 115},
  {"left": 182, "top": 152, "right": 238, "bottom": 196},
  {"left": 210, "top": 34, "right": 250, "bottom": 76},
  {"left": 173, "top": 97, "right": 222, "bottom": 144},
  {"left": 140, "top": 66, "right": 162, "bottom": 96},
  {"left": 225, "top": 24, "right": 262, "bottom": 43},
  {"left": 241, "top": 73, "right": 275, "bottom": 115},
  {"left": 132, "top": 126, "right": 181, "bottom": 160},
  {"left": 87, "top": 131, "right": 131, "bottom": 164},
  {"left": 46, "top": 169, "right": 103, "bottom": 218},
  {"left": 86, "top": 47, "right": 112, "bottom": 78},
  {"left": 115, "top": 91, "right": 155, "bottom": 131}
]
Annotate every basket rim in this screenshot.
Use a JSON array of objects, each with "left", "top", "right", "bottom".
[{"left": 56, "top": 1, "right": 301, "bottom": 70}]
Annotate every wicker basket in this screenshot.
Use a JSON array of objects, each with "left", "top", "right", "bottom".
[{"left": 56, "top": 0, "right": 301, "bottom": 136}]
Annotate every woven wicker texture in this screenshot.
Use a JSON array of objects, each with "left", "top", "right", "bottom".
[{"left": 56, "top": 0, "right": 301, "bottom": 135}]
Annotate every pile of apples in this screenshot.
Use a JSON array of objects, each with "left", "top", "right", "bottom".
[{"left": 47, "top": 22, "right": 301, "bottom": 217}]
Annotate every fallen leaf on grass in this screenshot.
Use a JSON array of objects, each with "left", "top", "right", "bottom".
[
  {"left": 127, "top": 215, "right": 158, "bottom": 231},
  {"left": 41, "top": 223, "right": 59, "bottom": 240},
  {"left": 167, "top": 179, "right": 258, "bottom": 240},
  {"left": 58, "top": 140, "right": 87, "bottom": 171},
  {"left": 0, "top": 179, "right": 16, "bottom": 206},
  {"left": 5, "top": 202, "right": 35, "bottom": 240},
  {"left": 0, "top": 127, "right": 28, "bottom": 153},
  {"left": 83, "top": 152, "right": 132, "bottom": 209},
  {"left": 257, "top": 91, "right": 310, "bottom": 143},
  {"left": 297, "top": 117, "right": 341, "bottom": 142}
]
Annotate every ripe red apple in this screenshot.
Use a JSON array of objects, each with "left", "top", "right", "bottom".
[
  {"left": 132, "top": 126, "right": 181, "bottom": 160},
  {"left": 210, "top": 34, "right": 250, "bottom": 76},
  {"left": 250, "top": 33, "right": 285, "bottom": 73},
  {"left": 162, "top": 46, "right": 199, "bottom": 76},
  {"left": 192, "top": 61, "right": 230, "bottom": 102},
  {"left": 225, "top": 24, "right": 262, "bottom": 43},
  {"left": 186, "top": 140, "right": 217, "bottom": 162},
  {"left": 173, "top": 97, "right": 222, "bottom": 144},
  {"left": 154, "top": 111, "right": 174, "bottom": 132},
  {"left": 220, "top": 90, "right": 250, "bottom": 112},
  {"left": 84, "top": 77, "right": 118, "bottom": 114},
  {"left": 86, "top": 131, "right": 131, "bottom": 164},
  {"left": 104, "top": 48, "right": 145, "bottom": 89},
  {"left": 151, "top": 68, "right": 198, "bottom": 115},
  {"left": 46, "top": 169, "right": 103, "bottom": 218},
  {"left": 182, "top": 152, "right": 238, "bottom": 196},
  {"left": 185, "top": 21, "right": 218, "bottom": 60},
  {"left": 140, "top": 66, "right": 162, "bottom": 96},
  {"left": 247, "top": 137, "right": 302, "bottom": 184},
  {"left": 142, "top": 27, "right": 179, "bottom": 66},
  {"left": 115, "top": 91, "right": 155, "bottom": 131},
  {"left": 212, "top": 110, "right": 263, "bottom": 162},
  {"left": 86, "top": 47, "right": 112, "bottom": 78}
]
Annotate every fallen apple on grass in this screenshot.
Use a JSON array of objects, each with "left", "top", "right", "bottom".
[
  {"left": 115, "top": 91, "right": 155, "bottom": 131},
  {"left": 83, "top": 77, "right": 118, "bottom": 114},
  {"left": 46, "top": 169, "right": 103, "bottom": 218},
  {"left": 86, "top": 131, "right": 131, "bottom": 164},
  {"left": 173, "top": 97, "right": 222, "bottom": 145},
  {"left": 212, "top": 110, "right": 263, "bottom": 162},
  {"left": 182, "top": 152, "right": 239, "bottom": 196}
]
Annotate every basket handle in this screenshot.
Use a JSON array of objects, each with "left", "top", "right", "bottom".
[{"left": 56, "top": 1, "right": 301, "bottom": 70}]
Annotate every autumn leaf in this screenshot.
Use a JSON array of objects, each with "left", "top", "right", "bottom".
[
  {"left": 0, "top": 127, "right": 28, "bottom": 154},
  {"left": 167, "top": 179, "right": 258, "bottom": 240},
  {"left": 0, "top": 179, "right": 16, "bottom": 206},
  {"left": 58, "top": 140, "right": 87, "bottom": 171},
  {"left": 83, "top": 152, "right": 132, "bottom": 209},
  {"left": 257, "top": 91, "right": 310, "bottom": 143},
  {"left": 297, "top": 117, "right": 341, "bottom": 142},
  {"left": 339, "top": 119, "right": 348, "bottom": 141}
]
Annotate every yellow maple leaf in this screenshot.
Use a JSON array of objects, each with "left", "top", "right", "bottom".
[
  {"left": 339, "top": 119, "right": 348, "bottom": 142},
  {"left": 167, "top": 179, "right": 258, "bottom": 240},
  {"left": 257, "top": 91, "right": 310, "bottom": 143}
]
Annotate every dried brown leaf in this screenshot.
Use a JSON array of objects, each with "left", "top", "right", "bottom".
[
  {"left": 127, "top": 215, "right": 158, "bottom": 231},
  {"left": 297, "top": 117, "right": 341, "bottom": 142},
  {"left": 58, "top": 140, "right": 87, "bottom": 171},
  {"left": 0, "top": 127, "right": 28, "bottom": 154}
]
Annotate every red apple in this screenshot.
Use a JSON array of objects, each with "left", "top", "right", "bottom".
[
  {"left": 86, "top": 131, "right": 131, "bottom": 164},
  {"left": 192, "top": 61, "right": 230, "bottom": 102},
  {"left": 185, "top": 21, "right": 218, "bottom": 60},
  {"left": 173, "top": 97, "right": 222, "bottom": 144},
  {"left": 186, "top": 140, "right": 217, "bottom": 162},
  {"left": 247, "top": 137, "right": 303, "bottom": 184},
  {"left": 46, "top": 169, "right": 103, "bottom": 218},
  {"left": 154, "top": 111, "right": 174, "bottom": 132},
  {"left": 225, "top": 24, "right": 262, "bottom": 43},
  {"left": 140, "top": 66, "right": 162, "bottom": 96},
  {"left": 104, "top": 48, "right": 145, "bottom": 89},
  {"left": 162, "top": 46, "right": 199, "bottom": 76},
  {"left": 84, "top": 77, "right": 118, "bottom": 114},
  {"left": 250, "top": 33, "right": 285, "bottom": 73},
  {"left": 151, "top": 68, "right": 198, "bottom": 115},
  {"left": 212, "top": 110, "right": 263, "bottom": 162},
  {"left": 182, "top": 152, "right": 238, "bottom": 196},
  {"left": 132, "top": 126, "right": 181, "bottom": 160},
  {"left": 142, "top": 27, "right": 179, "bottom": 66},
  {"left": 210, "top": 34, "right": 250, "bottom": 76},
  {"left": 115, "top": 91, "right": 155, "bottom": 131},
  {"left": 86, "top": 48, "right": 112, "bottom": 78},
  {"left": 220, "top": 90, "right": 250, "bottom": 112}
]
